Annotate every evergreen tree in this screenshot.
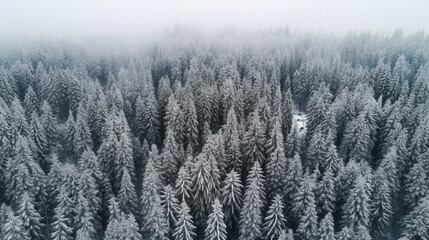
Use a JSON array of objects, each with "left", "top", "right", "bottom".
[
  {"left": 336, "top": 226, "right": 352, "bottom": 240},
  {"left": 238, "top": 167, "right": 263, "bottom": 240},
  {"left": 165, "top": 94, "right": 184, "bottom": 144},
  {"left": 354, "top": 226, "right": 372, "bottom": 240},
  {"left": 117, "top": 168, "right": 138, "bottom": 216},
  {"left": 29, "top": 111, "right": 49, "bottom": 169},
  {"left": 339, "top": 112, "right": 372, "bottom": 162},
  {"left": 114, "top": 131, "right": 135, "bottom": 193},
  {"left": 160, "top": 184, "right": 180, "bottom": 237},
  {"left": 120, "top": 214, "right": 142, "bottom": 240},
  {"left": 104, "top": 197, "right": 122, "bottom": 240},
  {"left": 175, "top": 165, "right": 192, "bottom": 203},
  {"left": 370, "top": 172, "right": 392, "bottom": 238},
  {"left": 205, "top": 198, "right": 227, "bottom": 240},
  {"left": 317, "top": 167, "right": 336, "bottom": 214},
  {"left": 278, "top": 229, "right": 295, "bottom": 240},
  {"left": 221, "top": 170, "right": 243, "bottom": 232},
  {"left": 65, "top": 110, "right": 76, "bottom": 155},
  {"left": 160, "top": 128, "right": 181, "bottom": 184},
  {"left": 142, "top": 92, "right": 161, "bottom": 145},
  {"left": 282, "top": 89, "right": 294, "bottom": 137},
  {"left": 17, "top": 192, "right": 44, "bottom": 239},
  {"left": 74, "top": 192, "right": 97, "bottom": 239},
  {"left": 2, "top": 209, "right": 30, "bottom": 240},
  {"left": 263, "top": 194, "right": 286, "bottom": 240},
  {"left": 319, "top": 213, "right": 335, "bottom": 240},
  {"left": 404, "top": 161, "right": 427, "bottom": 209},
  {"left": 184, "top": 96, "right": 199, "bottom": 152},
  {"left": 266, "top": 115, "right": 287, "bottom": 197},
  {"left": 174, "top": 202, "right": 196, "bottom": 240},
  {"left": 293, "top": 173, "right": 316, "bottom": 221},
  {"left": 0, "top": 69, "right": 15, "bottom": 105},
  {"left": 5, "top": 135, "right": 45, "bottom": 205},
  {"left": 401, "top": 196, "right": 429, "bottom": 240},
  {"left": 10, "top": 97, "right": 29, "bottom": 136},
  {"left": 296, "top": 175, "right": 319, "bottom": 240},
  {"left": 24, "top": 86, "right": 39, "bottom": 117},
  {"left": 40, "top": 101, "right": 58, "bottom": 148},
  {"left": 140, "top": 158, "right": 168, "bottom": 240},
  {"left": 241, "top": 109, "right": 265, "bottom": 172},
  {"left": 73, "top": 105, "right": 93, "bottom": 157},
  {"left": 190, "top": 137, "right": 221, "bottom": 224},
  {"left": 284, "top": 154, "right": 303, "bottom": 216},
  {"left": 223, "top": 108, "right": 242, "bottom": 171},
  {"left": 341, "top": 175, "right": 370, "bottom": 229},
  {"left": 51, "top": 187, "right": 74, "bottom": 240}
]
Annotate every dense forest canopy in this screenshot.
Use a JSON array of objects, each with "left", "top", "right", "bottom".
[{"left": 0, "top": 29, "right": 429, "bottom": 240}]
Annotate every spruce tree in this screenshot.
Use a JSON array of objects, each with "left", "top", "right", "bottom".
[
  {"left": 40, "top": 101, "right": 58, "bottom": 148},
  {"left": 104, "top": 197, "right": 122, "bottom": 240},
  {"left": 263, "top": 194, "right": 286, "bottom": 240},
  {"left": 160, "top": 128, "right": 181, "bottom": 184},
  {"left": 29, "top": 111, "right": 48, "bottom": 169},
  {"left": 401, "top": 196, "right": 429, "bottom": 240},
  {"left": 282, "top": 89, "right": 294, "bottom": 137},
  {"left": 174, "top": 202, "right": 196, "bottom": 240},
  {"left": 223, "top": 108, "right": 242, "bottom": 171},
  {"left": 73, "top": 105, "right": 93, "bottom": 157},
  {"left": 238, "top": 166, "right": 263, "bottom": 240},
  {"left": 2, "top": 209, "right": 30, "bottom": 240},
  {"left": 17, "top": 192, "right": 44, "bottom": 239},
  {"left": 140, "top": 158, "right": 168, "bottom": 240},
  {"left": 143, "top": 92, "right": 161, "bottom": 145},
  {"left": 205, "top": 198, "right": 227, "bottom": 240},
  {"left": 117, "top": 168, "right": 138, "bottom": 216},
  {"left": 266, "top": 115, "right": 287, "bottom": 198},
  {"left": 296, "top": 175, "right": 319, "bottom": 240},
  {"left": 175, "top": 165, "right": 192, "bottom": 203},
  {"left": 241, "top": 109, "right": 266, "bottom": 172},
  {"left": 319, "top": 213, "right": 335, "bottom": 240},
  {"left": 51, "top": 187, "right": 74, "bottom": 240},
  {"left": 221, "top": 169, "right": 243, "bottom": 232},
  {"left": 341, "top": 175, "right": 370, "bottom": 229},
  {"left": 160, "top": 184, "right": 180, "bottom": 237}
]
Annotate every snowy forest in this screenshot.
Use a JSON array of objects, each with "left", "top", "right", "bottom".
[{"left": 0, "top": 29, "right": 429, "bottom": 240}]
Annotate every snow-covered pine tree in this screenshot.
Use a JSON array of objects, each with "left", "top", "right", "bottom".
[
  {"left": 205, "top": 198, "right": 227, "bottom": 240},
  {"left": 241, "top": 109, "right": 266, "bottom": 172},
  {"left": 40, "top": 101, "right": 58, "bottom": 148},
  {"left": 17, "top": 192, "right": 44, "bottom": 239},
  {"left": 401, "top": 196, "right": 429, "bottom": 240},
  {"left": 296, "top": 175, "right": 319, "bottom": 240},
  {"left": 175, "top": 165, "right": 192, "bottom": 203},
  {"left": 117, "top": 168, "right": 138, "bottom": 216},
  {"left": 73, "top": 105, "right": 93, "bottom": 157},
  {"left": 262, "top": 194, "right": 286, "bottom": 240},
  {"left": 223, "top": 108, "right": 242, "bottom": 171},
  {"left": 104, "top": 197, "right": 122, "bottom": 240},
  {"left": 2, "top": 209, "right": 30, "bottom": 240},
  {"left": 319, "top": 212, "right": 335, "bottom": 240},
  {"left": 238, "top": 163, "right": 264, "bottom": 240},
  {"left": 160, "top": 184, "right": 180, "bottom": 238},
  {"left": 221, "top": 169, "right": 243, "bottom": 234},
  {"left": 174, "top": 202, "right": 196, "bottom": 240},
  {"left": 140, "top": 158, "right": 168, "bottom": 240},
  {"left": 266, "top": 115, "right": 287, "bottom": 198},
  {"left": 160, "top": 128, "right": 181, "bottom": 184},
  {"left": 341, "top": 175, "right": 371, "bottom": 230}
]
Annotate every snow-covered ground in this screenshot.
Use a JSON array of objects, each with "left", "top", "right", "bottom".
[{"left": 293, "top": 112, "right": 307, "bottom": 137}]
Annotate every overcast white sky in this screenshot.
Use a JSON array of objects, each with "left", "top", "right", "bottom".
[{"left": 1, "top": 0, "right": 428, "bottom": 38}]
